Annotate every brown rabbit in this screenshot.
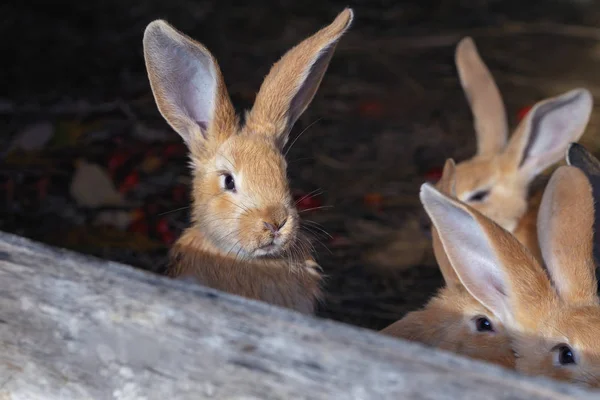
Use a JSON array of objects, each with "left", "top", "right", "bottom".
[
  {"left": 451, "top": 37, "right": 592, "bottom": 262},
  {"left": 421, "top": 158, "right": 600, "bottom": 387},
  {"left": 381, "top": 159, "right": 515, "bottom": 369},
  {"left": 142, "top": 9, "right": 353, "bottom": 314}
]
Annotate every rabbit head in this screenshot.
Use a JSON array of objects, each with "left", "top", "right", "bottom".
[
  {"left": 381, "top": 159, "right": 515, "bottom": 369},
  {"left": 422, "top": 158, "right": 600, "bottom": 387},
  {"left": 452, "top": 37, "right": 592, "bottom": 234},
  {"left": 143, "top": 10, "right": 353, "bottom": 259}
]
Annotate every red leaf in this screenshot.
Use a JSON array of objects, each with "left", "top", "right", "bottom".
[
  {"left": 128, "top": 219, "right": 148, "bottom": 235},
  {"left": 172, "top": 184, "right": 187, "bottom": 203},
  {"left": 37, "top": 177, "right": 51, "bottom": 200},
  {"left": 517, "top": 105, "right": 533, "bottom": 122},
  {"left": 295, "top": 192, "right": 322, "bottom": 211},
  {"left": 424, "top": 167, "right": 443, "bottom": 182},
  {"left": 160, "top": 230, "right": 175, "bottom": 245},
  {"left": 164, "top": 143, "right": 187, "bottom": 158},
  {"left": 358, "top": 100, "right": 385, "bottom": 118},
  {"left": 363, "top": 192, "right": 382, "bottom": 209},
  {"left": 119, "top": 171, "right": 139, "bottom": 193},
  {"left": 131, "top": 208, "right": 145, "bottom": 221},
  {"left": 156, "top": 218, "right": 170, "bottom": 234},
  {"left": 146, "top": 202, "right": 160, "bottom": 215},
  {"left": 108, "top": 152, "right": 129, "bottom": 176}
]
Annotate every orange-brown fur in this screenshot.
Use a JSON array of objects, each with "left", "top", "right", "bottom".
[
  {"left": 381, "top": 38, "right": 589, "bottom": 369},
  {"left": 423, "top": 164, "right": 600, "bottom": 387},
  {"left": 451, "top": 38, "right": 591, "bottom": 263},
  {"left": 169, "top": 229, "right": 322, "bottom": 314},
  {"left": 143, "top": 10, "right": 353, "bottom": 313},
  {"left": 512, "top": 190, "right": 542, "bottom": 262},
  {"left": 381, "top": 284, "right": 515, "bottom": 369},
  {"left": 495, "top": 167, "right": 600, "bottom": 386},
  {"left": 381, "top": 159, "right": 516, "bottom": 370}
]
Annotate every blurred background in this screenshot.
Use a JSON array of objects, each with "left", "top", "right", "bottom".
[{"left": 3, "top": 0, "right": 600, "bottom": 330}]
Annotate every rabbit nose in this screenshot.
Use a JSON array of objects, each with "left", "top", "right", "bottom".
[{"left": 263, "top": 218, "right": 287, "bottom": 237}]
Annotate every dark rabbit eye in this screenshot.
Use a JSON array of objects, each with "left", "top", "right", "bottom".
[
  {"left": 468, "top": 190, "right": 490, "bottom": 202},
  {"left": 223, "top": 174, "right": 236, "bottom": 192},
  {"left": 555, "top": 344, "right": 576, "bottom": 365},
  {"left": 475, "top": 317, "right": 494, "bottom": 332}
]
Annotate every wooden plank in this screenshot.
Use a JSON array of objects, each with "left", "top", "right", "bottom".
[{"left": 0, "top": 231, "right": 597, "bottom": 400}]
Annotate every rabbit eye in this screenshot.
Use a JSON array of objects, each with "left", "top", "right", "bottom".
[
  {"left": 554, "top": 344, "right": 576, "bottom": 366},
  {"left": 474, "top": 317, "right": 494, "bottom": 332},
  {"left": 467, "top": 189, "right": 490, "bottom": 202},
  {"left": 222, "top": 173, "right": 236, "bottom": 192}
]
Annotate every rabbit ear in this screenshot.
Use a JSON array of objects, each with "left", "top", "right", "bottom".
[
  {"left": 537, "top": 166, "right": 598, "bottom": 306},
  {"left": 421, "top": 183, "right": 555, "bottom": 329},
  {"left": 502, "top": 88, "right": 592, "bottom": 182},
  {"left": 567, "top": 143, "right": 600, "bottom": 177},
  {"left": 455, "top": 37, "right": 508, "bottom": 157},
  {"left": 243, "top": 9, "right": 353, "bottom": 148},
  {"left": 432, "top": 159, "right": 462, "bottom": 287},
  {"left": 143, "top": 20, "right": 237, "bottom": 148},
  {"left": 567, "top": 144, "right": 600, "bottom": 270},
  {"left": 436, "top": 158, "right": 457, "bottom": 197}
]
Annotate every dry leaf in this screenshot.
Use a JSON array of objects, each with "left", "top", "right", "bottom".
[{"left": 70, "top": 160, "right": 125, "bottom": 208}]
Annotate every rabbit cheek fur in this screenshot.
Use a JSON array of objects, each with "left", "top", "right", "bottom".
[
  {"left": 508, "top": 307, "right": 600, "bottom": 387},
  {"left": 191, "top": 136, "right": 299, "bottom": 258},
  {"left": 421, "top": 165, "right": 600, "bottom": 387}
]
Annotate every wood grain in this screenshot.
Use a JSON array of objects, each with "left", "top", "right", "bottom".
[{"left": 0, "top": 231, "right": 597, "bottom": 399}]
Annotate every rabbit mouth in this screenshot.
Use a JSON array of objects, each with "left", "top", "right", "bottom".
[
  {"left": 259, "top": 243, "right": 278, "bottom": 252},
  {"left": 254, "top": 238, "right": 287, "bottom": 257},
  {"left": 255, "top": 243, "right": 281, "bottom": 256}
]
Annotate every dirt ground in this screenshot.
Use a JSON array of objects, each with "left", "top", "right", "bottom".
[{"left": 3, "top": 0, "right": 600, "bottom": 330}]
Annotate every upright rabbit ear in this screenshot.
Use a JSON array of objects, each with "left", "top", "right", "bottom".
[
  {"left": 502, "top": 88, "right": 592, "bottom": 183},
  {"left": 537, "top": 166, "right": 598, "bottom": 306},
  {"left": 455, "top": 37, "right": 508, "bottom": 157},
  {"left": 567, "top": 143, "right": 600, "bottom": 269},
  {"left": 243, "top": 9, "right": 353, "bottom": 148},
  {"left": 421, "top": 184, "right": 555, "bottom": 329},
  {"left": 567, "top": 143, "right": 600, "bottom": 178},
  {"left": 431, "top": 159, "right": 462, "bottom": 287},
  {"left": 143, "top": 20, "right": 237, "bottom": 148},
  {"left": 436, "top": 158, "right": 457, "bottom": 197}
]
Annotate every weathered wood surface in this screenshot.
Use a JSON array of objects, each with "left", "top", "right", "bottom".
[{"left": 0, "top": 231, "right": 598, "bottom": 400}]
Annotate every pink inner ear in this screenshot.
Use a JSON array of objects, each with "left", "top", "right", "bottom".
[
  {"left": 288, "top": 45, "right": 333, "bottom": 122},
  {"left": 177, "top": 55, "right": 216, "bottom": 129},
  {"left": 145, "top": 23, "right": 219, "bottom": 143},
  {"left": 456, "top": 261, "right": 510, "bottom": 316},
  {"left": 485, "top": 270, "right": 507, "bottom": 297},
  {"left": 420, "top": 185, "right": 515, "bottom": 323},
  {"left": 519, "top": 90, "right": 591, "bottom": 175},
  {"left": 195, "top": 120, "right": 208, "bottom": 132}
]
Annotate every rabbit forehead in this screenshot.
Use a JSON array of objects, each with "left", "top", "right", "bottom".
[
  {"left": 438, "top": 285, "right": 505, "bottom": 327},
  {"left": 216, "top": 135, "right": 289, "bottom": 191},
  {"left": 453, "top": 155, "right": 504, "bottom": 193},
  {"left": 453, "top": 155, "right": 528, "bottom": 229},
  {"left": 543, "top": 307, "right": 600, "bottom": 349},
  {"left": 514, "top": 306, "right": 600, "bottom": 385}
]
